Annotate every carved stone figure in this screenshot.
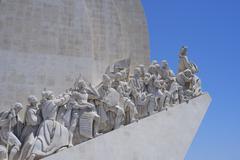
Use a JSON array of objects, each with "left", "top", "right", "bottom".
[
  {"left": 159, "top": 60, "right": 175, "bottom": 89},
  {"left": 129, "top": 68, "right": 144, "bottom": 93},
  {"left": 169, "top": 79, "right": 181, "bottom": 105},
  {"left": 129, "top": 67, "right": 148, "bottom": 118},
  {"left": 19, "top": 96, "right": 42, "bottom": 160},
  {"left": 138, "top": 64, "right": 146, "bottom": 80},
  {"left": 145, "top": 64, "right": 162, "bottom": 115},
  {"left": 148, "top": 64, "right": 158, "bottom": 77},
  {"left": 176, "top": 69, "right": 199, "bottom": 100},
  {"left": 67, "top": 80, "right": 100, "bottom": 146},
  {"left": 154, "top": 63, "right": 161, "bottom": 79},
  {"left": 112, "top": 72, "right": 138, "bottom": 124},
  {"left": 20, "top": 96, "right": 41, "bottom": 143},
  {"left": 146, "top": 65, "right": 158, "bottom": 93},
  {"left": 96, "top": 74, "right": 125, "bottom": 132},
  {"left": 153, "top": 80, "right": 164, "bottom": 111},
  {"left": 178, "top": 46, "right": 198, "bottom": 73},
  {"left": 0, "top": 103, "right": 23, "bottom": 160},
  {"left": 191, "top": 75, "right": 202, "bottom": 97},
  {"left": 25, "top": 90, "right": 70, "bottom": 160},
  {"left": 155, "top": 79, "right": 170, "bottom": 111},
  {"left": 176, "top": 69, "right": 194, "bottom": 89}
]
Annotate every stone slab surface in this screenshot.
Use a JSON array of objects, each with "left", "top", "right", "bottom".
[
  {"left": 0, "top": 0, "right": 149, "bottom": 112},
  {"left": 43, "top": 94, "right": 211, "bottom": 160}
]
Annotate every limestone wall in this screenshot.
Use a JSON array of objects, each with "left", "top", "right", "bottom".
[{"left": 0, "top": 0, "right": 149, "bottom": 111}]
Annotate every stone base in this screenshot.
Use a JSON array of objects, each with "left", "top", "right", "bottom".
[{"left": 43, "top": 94, "right": 211, "bottom": 160}]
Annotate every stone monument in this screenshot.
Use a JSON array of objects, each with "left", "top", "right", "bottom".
[
  {"left": 0, "top": 46, "right": 210, "bottom": 160},
  {"left": 0, "top": 1, "right": 211, "bottom": 160}
]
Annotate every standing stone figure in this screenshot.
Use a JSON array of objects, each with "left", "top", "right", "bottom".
[
  {"left": 191, "top": 74, "right": 202, "bottom": 97},
  {"left": 129, "top": 67, "right": 148, "bottom": 118},
  {"left": 20, "top": 96, "right": 41, "bottom": 142},
  {"left": 67, "top": 80, "right": 100, "bottom": 146},
  {"left": 138, "top": 64, "right": 146, "bottom": 80},
  {"left": 169, "top": 79, "right": 182, "bottom": 105},
  {"left": 26, "top": 90, "right": 70, "bottom": 160},
  {"left": 145, "top": 64, "right": 161, "bottom": 115},
  {"left": 112, "top": 72, "right": 138, "bottom": 124},
  {"left": 159, "top": 60, "right": 175, "bottom": 89},
  {"left": 96, "top": 74, "right": 124, "bottom": 132},
  {"left": 19, "top": 96, "right": 42, "bottom": 160},
  {"left": 0, "top": 103, "right": 23, "bottom": 160}
]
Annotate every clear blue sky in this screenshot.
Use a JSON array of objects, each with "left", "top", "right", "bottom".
[{"left": 141, "top": 0, "right": 240, "bottom": 159}]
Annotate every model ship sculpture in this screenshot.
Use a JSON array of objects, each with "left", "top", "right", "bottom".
[{"left": 0, "top": 46, "right": 203, "bottom": 160}]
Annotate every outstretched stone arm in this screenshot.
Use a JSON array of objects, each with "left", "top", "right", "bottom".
[{"left": 54, "top": 94, "right": 70, "bottom": 107}]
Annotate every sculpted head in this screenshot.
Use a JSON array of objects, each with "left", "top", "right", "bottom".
[
  {"left": 160, "top": 60, "right": 169, "bottom": 69},
  {"left": 76, "top": 80, "right": 86, "bottom": 91},
  {"left": 102, "top": 74, "right": 111, "bottom": 88},
  {"left": 184, "top": 69, "right": 192, "bottom": 77},
  {"left": 13, "top": 102, "right": 23, "bottom": 114},
  {"left": 139, "top": 64, "right": 145, "bottom": 70},
  {"left": 138, "top": 64, "right": 145, "bottom": 74},
  {"left": 179, "top": 46, "right": 188, "bottom": 56},
  {"left": 144, "top": 72, "right": 151, "bottom": 84},
  {"left": 42, "top": 90, "right": 54, "bottom": 100},
  {"left": 133, "top": 67, "right": 141, "bottom": 78},
  {"left": 28, "top": 95, "right": 38, "bottom": 106},
  {"left": 151, "top": 60, "right": 158, "bottom": 65},
  {"left": 155, "top": 64, "right": 161, "bottom": 73},
  {"left": 148, "top": 64, "right": 157, "bottom": 75},
  {"left": 114, "top": 72, "right": 122, "bottom": 81}
]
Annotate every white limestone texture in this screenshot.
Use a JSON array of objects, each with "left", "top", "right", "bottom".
[
  {"left": 0, "top": 0, "right": 150, "bottom": 111},
  {"left": 43, "top": 93, "right": 211, "bottom": 160}
]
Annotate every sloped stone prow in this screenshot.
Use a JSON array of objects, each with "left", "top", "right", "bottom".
[{"left": 42, "top": 93, "right": 211, "bottom": 160}]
